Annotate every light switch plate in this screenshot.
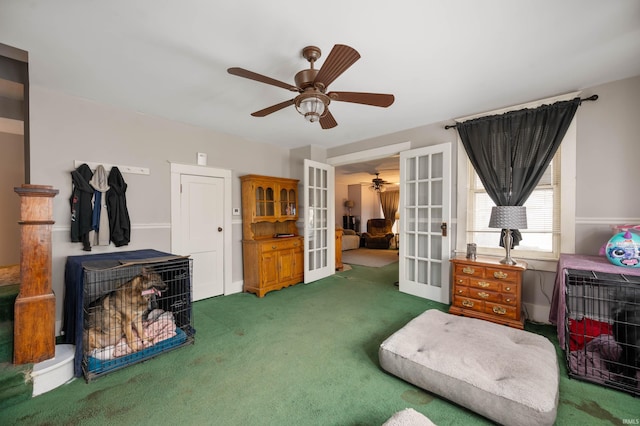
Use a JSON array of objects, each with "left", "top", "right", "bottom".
[
  {"left": 197, "top": 152, "right": 207, "bottom": 166},
  {"left": 233, "top": 208, "right": 240, "bottom": 215}
]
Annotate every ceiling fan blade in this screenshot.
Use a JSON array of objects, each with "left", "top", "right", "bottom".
[
  {"left": 228, "top": 67, "right": 299, "bottom": 92},
  {"left": 328, "top": 91, "right": 395, "bottom": 107},
  {"left": 320, "top": 110, "right": 338, "bottom": 129},
  {"left": 314, "top": 45, "right": 360, "bottom": 88},
  {"left": 251, "top": 99, "right": 295, "bottom": 117}
]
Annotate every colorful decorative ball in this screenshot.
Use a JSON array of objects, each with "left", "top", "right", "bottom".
[{"left": 605, "top": 231, "right": 640, "bottom": 268}]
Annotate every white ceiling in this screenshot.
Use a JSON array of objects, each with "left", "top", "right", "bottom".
[{"left": 1, "top": 0, "right": 639, "bottom": 157}]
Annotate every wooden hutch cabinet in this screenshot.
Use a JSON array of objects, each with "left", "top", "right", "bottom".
[
  {"left": 449, "top": 255, "right": 527, "bottom": 329},
  {"left": 241, "top": 175, "right": 303, "bottom": 297}
]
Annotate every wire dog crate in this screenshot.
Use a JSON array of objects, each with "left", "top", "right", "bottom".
[
  {"left": 564, "top": 268, "right": 640, "bottom": 396},
  {"left": 81, "top": 256, "right": 194, "bottom": 381}
]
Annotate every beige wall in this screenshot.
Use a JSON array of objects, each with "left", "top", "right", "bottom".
[
  {"left": 28, "top": 86, "right": 292, "bottom": 332},
  {"left": 574, "top": 75, "right": 640, "bottom": 252}
]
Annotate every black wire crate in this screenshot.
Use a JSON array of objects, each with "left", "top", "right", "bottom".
[
  {"left": 81, "top": 257, "right": 194, "bottom": 381},
  {"left": 564, "top": 268, "right": 640, "bottom": 396}
]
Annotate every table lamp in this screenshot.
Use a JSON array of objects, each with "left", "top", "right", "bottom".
[{"left": 488, "top": 206, "right": 527, "bottom": 265}]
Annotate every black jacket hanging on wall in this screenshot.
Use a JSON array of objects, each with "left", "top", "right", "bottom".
[
  {"left": 106, "top": 166, "right": 131, "bottom": 247},
  {"left": 70, "top": 163, "right": 94, "bottom": 251}
]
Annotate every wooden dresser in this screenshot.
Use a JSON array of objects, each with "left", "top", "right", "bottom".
[
  {"left": 241, "top": 175, "right": 303, "bottom": 297},
  {"left": 449, "top": 255, "right": 527, "bottom": 329}
]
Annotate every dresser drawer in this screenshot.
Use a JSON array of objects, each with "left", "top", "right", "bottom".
[
  {"left": 501, "top": 294, "right": 517, "bottom": 306},
  {"left": 500, "top": 282, "right": 518, "bottom": 294},
  {"left": 485, "top": 302, "right": 517, "bottom": 320},
  {"left": 453, "top": 276, "right": 469, "bottom": 286},
  {"left": 469, "top": 288, "right": 501, "bottom": 303},
  {"left": 455, "top": 264, "right": 485, "bottom": 278},
  {"left": 453, "top": 286, "right": 469, "bottom": 297},
  {"left": 453, "top": 295, "right": 484, "bottom": 313},
  {"left": 486, "top": 267, "right": 518, "bottom": 283},
  {"left": 260, "top": 238, "right": 302, "bottom": 252},
  {"left": 469, "top": 278, "right": 501, "bottom": 292}
]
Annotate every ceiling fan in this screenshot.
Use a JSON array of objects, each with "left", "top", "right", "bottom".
[
  {"left": 370, "top": 173, "right": 391, "bottom": 193},
  {"left": 227, "top": 44, "right": 395, "bottom": 129}
]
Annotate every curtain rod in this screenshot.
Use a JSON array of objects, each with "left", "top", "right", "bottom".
[{"left": 444, "top": 94, "right": 598, "bottom": 129}]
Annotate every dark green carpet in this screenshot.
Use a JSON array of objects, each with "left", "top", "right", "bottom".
[{"left": 2, "top": 263, "right": 638, "bottom": 425}]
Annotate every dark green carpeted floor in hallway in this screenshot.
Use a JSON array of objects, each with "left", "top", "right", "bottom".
[{"left": 3, "top": 262, "right": 638, "bottom": 425}]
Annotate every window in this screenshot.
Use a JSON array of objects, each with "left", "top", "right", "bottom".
[
  {"left": 455, "top": 93, "right": 578, "bottom": 269},
  {"left": 467, "top": 151, "right": 561, "bottom": 261}
]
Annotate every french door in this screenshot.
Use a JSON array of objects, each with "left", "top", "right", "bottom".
[
  {"left": 398, "top": 143, "right": 452, "bottom": 303},
  {"left": 303, "top": 159, "right": 335, "bottom": 283}
]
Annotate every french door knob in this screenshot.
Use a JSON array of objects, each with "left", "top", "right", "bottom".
[{"left": 218, "top": 227, "right": 223, "bottom": 232}]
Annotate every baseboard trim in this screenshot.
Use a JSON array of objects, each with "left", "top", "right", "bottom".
[{"left": 226, "top": 280, "right": 243, "bottom": 295}]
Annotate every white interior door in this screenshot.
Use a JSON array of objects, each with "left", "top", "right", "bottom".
[
  {"left": 303, "top": 159, "right": 335, "bottom": 283},
  {"left": 180, "top": 174, "right": 225, "bottom": 300},
  {"left": 399, "top": 143, "right": 451, "bottom": 303}
]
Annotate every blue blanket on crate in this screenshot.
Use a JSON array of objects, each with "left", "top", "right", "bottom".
[
  {"left": 62, "top": 249, "right": 183, "bottom": 378},
  {"left": 87, "top": 328, "right": 188, "bottom": 376}
]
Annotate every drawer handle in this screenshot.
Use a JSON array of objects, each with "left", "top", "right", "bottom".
[
  {"left": 504, "top": 298, "right": 512, "bottom": 303},
  {"left": 293, "top": 243, "right": 298, "bottom": 246},
  {"left": 504, "top": 286, "right": 511, "bottom": 292},
  {"left": 462, "top": 299, "right": 474, "bottom": 308},
  {"left": 462, "top": 267, "right": 475, "bottom": 274},
  {"left": 494, "top": 271, "right": 508, "bottom": 279},
  {"left": 477, "top": 281, "right": 490, "bottom": 288},
  {"left": 457, "top": 279, "right": 465, "bottom": 284},
  {"left": 272, "top": 245, "right": 277, "bottom": 249},
  {"left": 457, "top": 289, "right": 464, "bottom": 294},
  {"left": 493, "top": 306, "right": 507, "bottom": 315},
  {"left": 478, "top": 292, "right": 489, "bottom": 298}
]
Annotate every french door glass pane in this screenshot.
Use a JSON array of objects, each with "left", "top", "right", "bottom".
[
  {"left": 418, "top": 182, "right": 429, "bottom": 205},
  {"left": 431, "top": 180, "right": 443, "bottom": 205},
  {"left": 407, "top": 258, "right": 415, "bottom": 281},
  {"left": 431, "top": 208, "right": 442, "bottom": 232},
  {"left": 431, "top": 153, "right": 443, "bottom": 178},
  {"left": 407, "top": 233, "right": 415, "bottom": 256},
  {"left": 418, "top": 208, "right": 429, "bottom": 232},
  {"left": 406, "top": 157, "right": 416, "bottom": 180},
  {"left": 406, "top": 182, "right": 416, "bottom": 206},
  {"left": 418, "top": 156, "right": 429, "bottom": 179},
  {"left": 407, "top": 208, "right": 416, "bottom": 232},
  {"left": 418, "top": 234, "right": 428, "bottom": 258},
  {"left": 431, "top": 235, "right": 442, "bottom": 260},
  {"left": 431, "top": 263, "right": 442, "bottom": 287},
  {"left": 418, "top": 260, "right": 428, "bottom": 284}
]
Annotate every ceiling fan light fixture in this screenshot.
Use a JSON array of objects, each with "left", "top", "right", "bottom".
[
  {"left": 295, "top": 92, "right": 329, "bottom": 123},
  {"left": 370, "top": 173, "right": 388, "bottom": 192},
  {"left": 370, "top": 183, "right": 386, "bottom": 193}
]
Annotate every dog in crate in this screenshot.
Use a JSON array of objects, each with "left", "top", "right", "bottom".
[
  {"left": 85, "top": 268, "right": 168, "bottom": 352},
  {"left": 610, "top": 287, "right": 640, "bottom": 387}
]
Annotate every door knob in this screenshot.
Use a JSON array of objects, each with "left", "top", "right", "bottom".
[{"left": 218, "top": 227, "right": 223, "bottom": 232}]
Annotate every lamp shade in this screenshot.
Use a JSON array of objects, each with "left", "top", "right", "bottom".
[
  {"left": 344, "top": 200, "right": 355, "bottom": 209},
  {"left": 488, "top": 206, "right": 528, "bottom": 229}
]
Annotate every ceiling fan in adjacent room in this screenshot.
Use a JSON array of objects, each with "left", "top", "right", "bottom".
[
  {"left": 227, "top": 44, "right": 395, "bottom": 129},
  {"left": 369, "top": 173, "right": 391, "bottom": 193}
]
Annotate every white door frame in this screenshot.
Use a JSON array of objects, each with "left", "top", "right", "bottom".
[{"left": 170, "top": 162, "right": 232, "bottom": 295}]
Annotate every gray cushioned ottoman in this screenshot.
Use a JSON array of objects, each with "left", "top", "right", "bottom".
[
  {"left": 382, "top": 408, "right": 436, "bottom": 426},
  {"left": 379, "top": 309, "right": 558, "bottom": 426}
]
